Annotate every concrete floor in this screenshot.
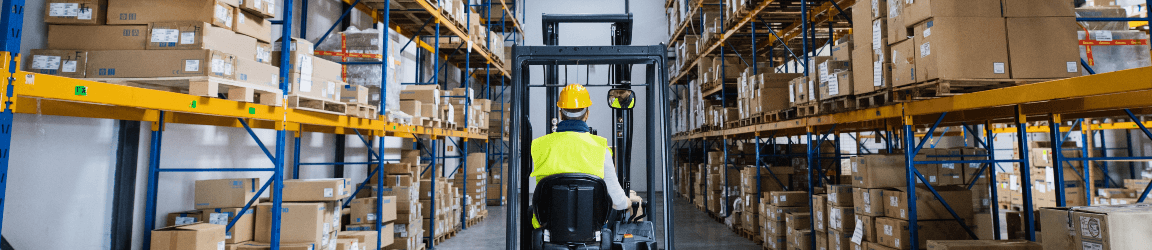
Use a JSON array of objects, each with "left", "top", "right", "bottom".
[{"left": 436, "top": 193, "right": 761, "bottom": 250}]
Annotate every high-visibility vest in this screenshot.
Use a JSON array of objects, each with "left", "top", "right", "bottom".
[
  {"left": 529, "top": 131, "right": 610, "bottom": 228},
  {"left": 530, "top": 131, "right": 609, "bottom": 180}
]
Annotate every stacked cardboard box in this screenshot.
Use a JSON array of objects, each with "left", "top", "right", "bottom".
[
  {"left": 365, "top": 161, "right": 424, "bottom": 250},
  {"left": 1039, "top": 204, "right": 1152, "bottom": 250},
  {"left": 760, "top": 191, "right": 808, "bottom": 250},
  {"left": 452, "top": 153, "right": 488, "bottom": 220},
  {"left": 32, "top": 0, "right": 316, "bottom": 92},
  {"left": 848, "top": 154, "right": 975, "bottom": 250},
  {"left": 739, "top": 166, "right": 791, "bottom": 235}
]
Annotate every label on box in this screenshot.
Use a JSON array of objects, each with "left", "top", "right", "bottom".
[
  {"left": 77, "top": 7, "right": 92, "bottom": 20},
  {"left": 185, "top": 60, "right": 200, "bottom": 72},
  {"left": 238, "top": 11, "right": 246, "bottom": 24},
  {"left": 210, "top": 59, "right": 225, "bottom": 74},
  {"left": 808, "top": 81, "right": 815, "bottom": 100},
  {"left": 1080, "top": 216, "right": 1101, "bottom": 238},
  {"left": 889, "top": 0, "right": 900, "bottom": 17},
  {"left": 327, "top": 81, "right": 337, "bottom": 99},
  {"left": 1082, "top": 242, "right": 1103, "bottom": 250},
  {"left": 994, "top": 63, "right": 1006, "bottom": 74},
  {"left": 889, "top": 196, "right": 897, "bottom": 206},
  {"left": 175, "top": 216, "right": 196, "bottom": 225},
  {"left": 920, "top": 42, "right": 931, "bottom": 58},
  {"left": 1068, "top": 62, "right": 1078, "bottom": 73},
  {"left": 923, "top": 27, "right": 931, "bottom": 38},
  {"left": 367, "top": 213, "right": 376, "bottom": 221},
  {"left": 942, "top": 163, "right": 954, "bottom": 169},
  {"left": 884, "top": 224, "right": 893, "bottom": 236},
  {"left": 180, "top": 32, "right": 197, "bottom": 45},
  {"left": 62, "top": 60, "right": 77, "bottom": 72},
  {"left": 225, "top": 61, "right": 233, "bottom": 76},
  {"left": 31, "top": 55, "right": 61, "bottom": 70},
  {"left": 49, "top": 3, "right": 79, "bottom": 17},
  {"left": 266, "top": 0, "right": 275, "bottom": 15},
  {"left": 789, "top": 85, "right": 795, "bottom": 102},
  {"left": 324, "top": 188, "right": 334, "bottom": 197},
  {"left": 852, "top": 218, "right": 861, "bottom": 244},
  {"left": 215, "top": 5, "right": 231, "bottom": 27},
  {"left": 1094, "top": 30, "right": 1113, "bottom": 42},
  {"left": 828, "top": 75, "right": 840, "bottom": 96},
  {"left": 872, "top": 20, "right": 882, "bottom": 48},
  {"left": 257, "top": 47, "right": 270, "bottom": 62},
  {"left": 863, "top": 192, "right": 870, "bottom": 204},
  {"left": 873, "top": 61, "right": 883, "bottom": 87},
  {"left": 151, "top": 28, "right": 179, "bottom": 43},
  {"left": 208, "top": 213, "right": 230, "bottom": 225},
  {"left": 218, "top": 241, "right": 225, "bottom": 250}
]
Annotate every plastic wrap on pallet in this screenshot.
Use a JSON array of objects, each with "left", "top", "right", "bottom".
[
  {"left": 1076, "top": 6, "right": 1128, "bottom": 31},
  {"left": 1078, "top": 30, "right": 1151, "bottom": 75},
  {"left": 315, "top": 27, "right": 402, "bottom": 112}
]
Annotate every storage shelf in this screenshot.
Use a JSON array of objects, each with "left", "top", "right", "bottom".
[
  {"left": 672, "top": 67, "right": 1152, "bottom": 140},
  {"left": 667, "top": 0, "right": 854, "bottom": 85},
  {"left": 11, "top": 69, "right": 488, "bottom": 140}
]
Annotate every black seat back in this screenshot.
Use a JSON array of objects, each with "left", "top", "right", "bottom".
[{"left": 532, "top": 173, "right": 612, "bottom": 243}]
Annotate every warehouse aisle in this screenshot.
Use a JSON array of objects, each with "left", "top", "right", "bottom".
[{"left": 438, "top": 193, "right": 760, "bottom": 249}]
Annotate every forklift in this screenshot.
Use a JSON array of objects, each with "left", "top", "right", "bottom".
[{"left": 504, "top": 9, "right": 676, "bottom": 250}]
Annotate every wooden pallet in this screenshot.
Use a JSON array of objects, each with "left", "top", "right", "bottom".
[
  {"left": 762, "top": 108, "right": 797, "bottom": 122},
  {"left": 287, "top": 95, "right": 348, "bottom": 115},
  {"left": 795, "top": 102, "right": 821, "bottom": 117},
  {"left": 345, "top": 103, "right": 378, "bottom": 119},
  {"left": 818, "top": 95, "right": 856, "bottom": 113},
  {"left": 892, "top": 78, "right": 1057, "bottom": 101},
  {"left": 89, "top": 76, "right": 282, "bottom": 106},
  {"left": 855, "top": 90, "right": 892, "bottom": 109},
  {"left": 387, "top": 113, "right": 414, "bottom": 125}
]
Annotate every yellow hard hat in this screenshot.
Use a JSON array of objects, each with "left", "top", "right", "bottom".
[{"left": 557, "top": 84, "right": 592, "bottom": 109}]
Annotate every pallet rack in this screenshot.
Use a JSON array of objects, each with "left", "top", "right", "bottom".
[
  {"left": 667, "top": 0, "right": 1152, "bottom": 249},
  {"left": 0, "top": 0, "right": 521, "bottom": 249}
]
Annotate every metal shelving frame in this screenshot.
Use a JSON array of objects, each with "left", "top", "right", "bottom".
[
  {"left": 666, "top": 1, "right": 1152, "bottom": 250},
  {"left": 0, "top": 0, "right": 520, "bottom": 249}
]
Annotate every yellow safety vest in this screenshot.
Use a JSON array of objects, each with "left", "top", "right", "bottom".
[{"left": 529, "top": 131, "right": 611, "bottom": 228}]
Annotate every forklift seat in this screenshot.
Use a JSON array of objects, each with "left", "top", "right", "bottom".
[{"left": 531, "top": 173, "right": 613, "bottom": 250}]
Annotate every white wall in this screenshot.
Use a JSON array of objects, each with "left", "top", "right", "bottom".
[{"left": 523, "top": 0, "right": 670, "bottom": 192}]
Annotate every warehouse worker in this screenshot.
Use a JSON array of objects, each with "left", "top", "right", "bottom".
[
  {"left": 609, "top": 89, "right": 635, "bottom": 109},
  {"left": 530, "top": 83, "right": 631, "bottom": 228}
]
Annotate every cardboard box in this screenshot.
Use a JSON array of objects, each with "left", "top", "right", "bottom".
[
  {"left": 814, "top": 194, "right": 827, "bottom": 232},
  {"left": 341, "top": 84, "right": 370, "bottom": 104},
  {"left": 765, "top": 205, "right": 810, "bottom": 221},
  {"left": 47, "top": 24, "right": 147, "bottom": 50},
  {"left": 281, "top": 178, "right": 350, "bottom": 202},
  {"left": 851, "top": 41, "right": 881, "bottom": 94},
  {"left": 828, "top": 206, "right": 854, "bottom": 232},
  {"left": 866, "top": 242, "right": 899, "bottom": 250},
  {"left": 233, "top": 8, "right": 272, "bottom": 42},
  {"left": 902, "top": 0, "right": 1003, "bottom": 27},
  {"left": 925, "top": 240, "right": 1042, "bottom": 250},
  {"left": 820, "top": 70, "right": 853, "bottom": 98},
  {"left": 86, "top": 49, "right": 236, "bottom": 79},
  {"left": 338, "top": 231, "right": 386, "bottom": 250},
  {"left": 826, "top": 184, "right": 853, "bottom": 207},
  {"left": 45, "top": 0, "right": 106, "bottom": 25},
  {"left": 400, "top": 85, "right": 442, "bottom": 105},
  {"left": 1124, "top": 179, "right": 1151, "bottom": 191},
  {"left": 150, "top": 223, "right": 227, "bottom": 250},
  {"left": 854, "top": 188, "right": 886, "bottom": 216},
  {"left": 913, "top": 17, "right": 1011, "bottom": 81},
  {"left": 786, "top": 212, "right": 812, "bottom": 231},
  {"left": 771, "top": 191, "right": 810, "bottom": 207},
  {"left": 234, "top": 242, "right": 319, "bottom": 250},
  {"left": 828, "top": 229, "right": 853, "bottom": 250},
  {"left": 762, "top": 73, "right": 804, "bottom": 111},
  {"left": 254, "top": 202, "right": 327, "bottom": 243},
  {"left": 235, "top": 57, "right": 278, "bottom": 87},
  {"left": 890, "top": 40, "right": 916, "bottom": 87},
  {"left": 350, "top": 197, "right": 397, "bottom": 224},
  {"left": 1001, "top": 0, "right": 1074, "bottom": 17},
  {"left": 1005, "top": 17, "right": 1081, "bottom": 79},
  {"left": 874, "top": 217, "right": 973, "bottom": 250},
  {"left": 789, "top": 76, "right": 808, "bottom": 105},
  {"left": 237, "top": 0, "right": 275, "bottom": 18},
  {"left": 26, "top": 49, "right": 87, "bottom": 78},
  {"left": 852, "top": 155, "right": 908, "bottom": 188},
  {"left": 195, "top": 178, "right": 259, "bottom": 209},
  {"left": 198, "top": 207, "right": 254, "bottom": 243},
  {"left": 146, "top": 22, "right": 256, "bottom": 60},
  {"left": 856, "top": 214, "right": 876, "bottom": 243},
  {"left": 787, "top": 229, "right": 814, "bottom": 250},
  {"left": 334, "top": 238, "right": 358, "bottom": 250},
  {"left": 764, "top": 218, "right": 787, "bottom": 236},
  {"left": 167, "top": 210, "right": 204, "bottom": 226},
  {"left": 884, "top": 185, "right": 973, "bottom": 220},
  {"left": 1055, "top": 205, "right": 1152, "bottom": 250},
  {"left": 107, "top": 0, "right": 236, "bottom": 29}
]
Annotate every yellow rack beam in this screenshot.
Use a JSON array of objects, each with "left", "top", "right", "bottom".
[
  {"left": 673, "top": 67, "right": 1152, "bottom": 140},
  {"left": 5, "top": 53, "right": 486, "bottom": 139}
]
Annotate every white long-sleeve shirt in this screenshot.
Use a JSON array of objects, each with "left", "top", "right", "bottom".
[{"left": 603, "top": 149, "right": 631, "bottom": 210}]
